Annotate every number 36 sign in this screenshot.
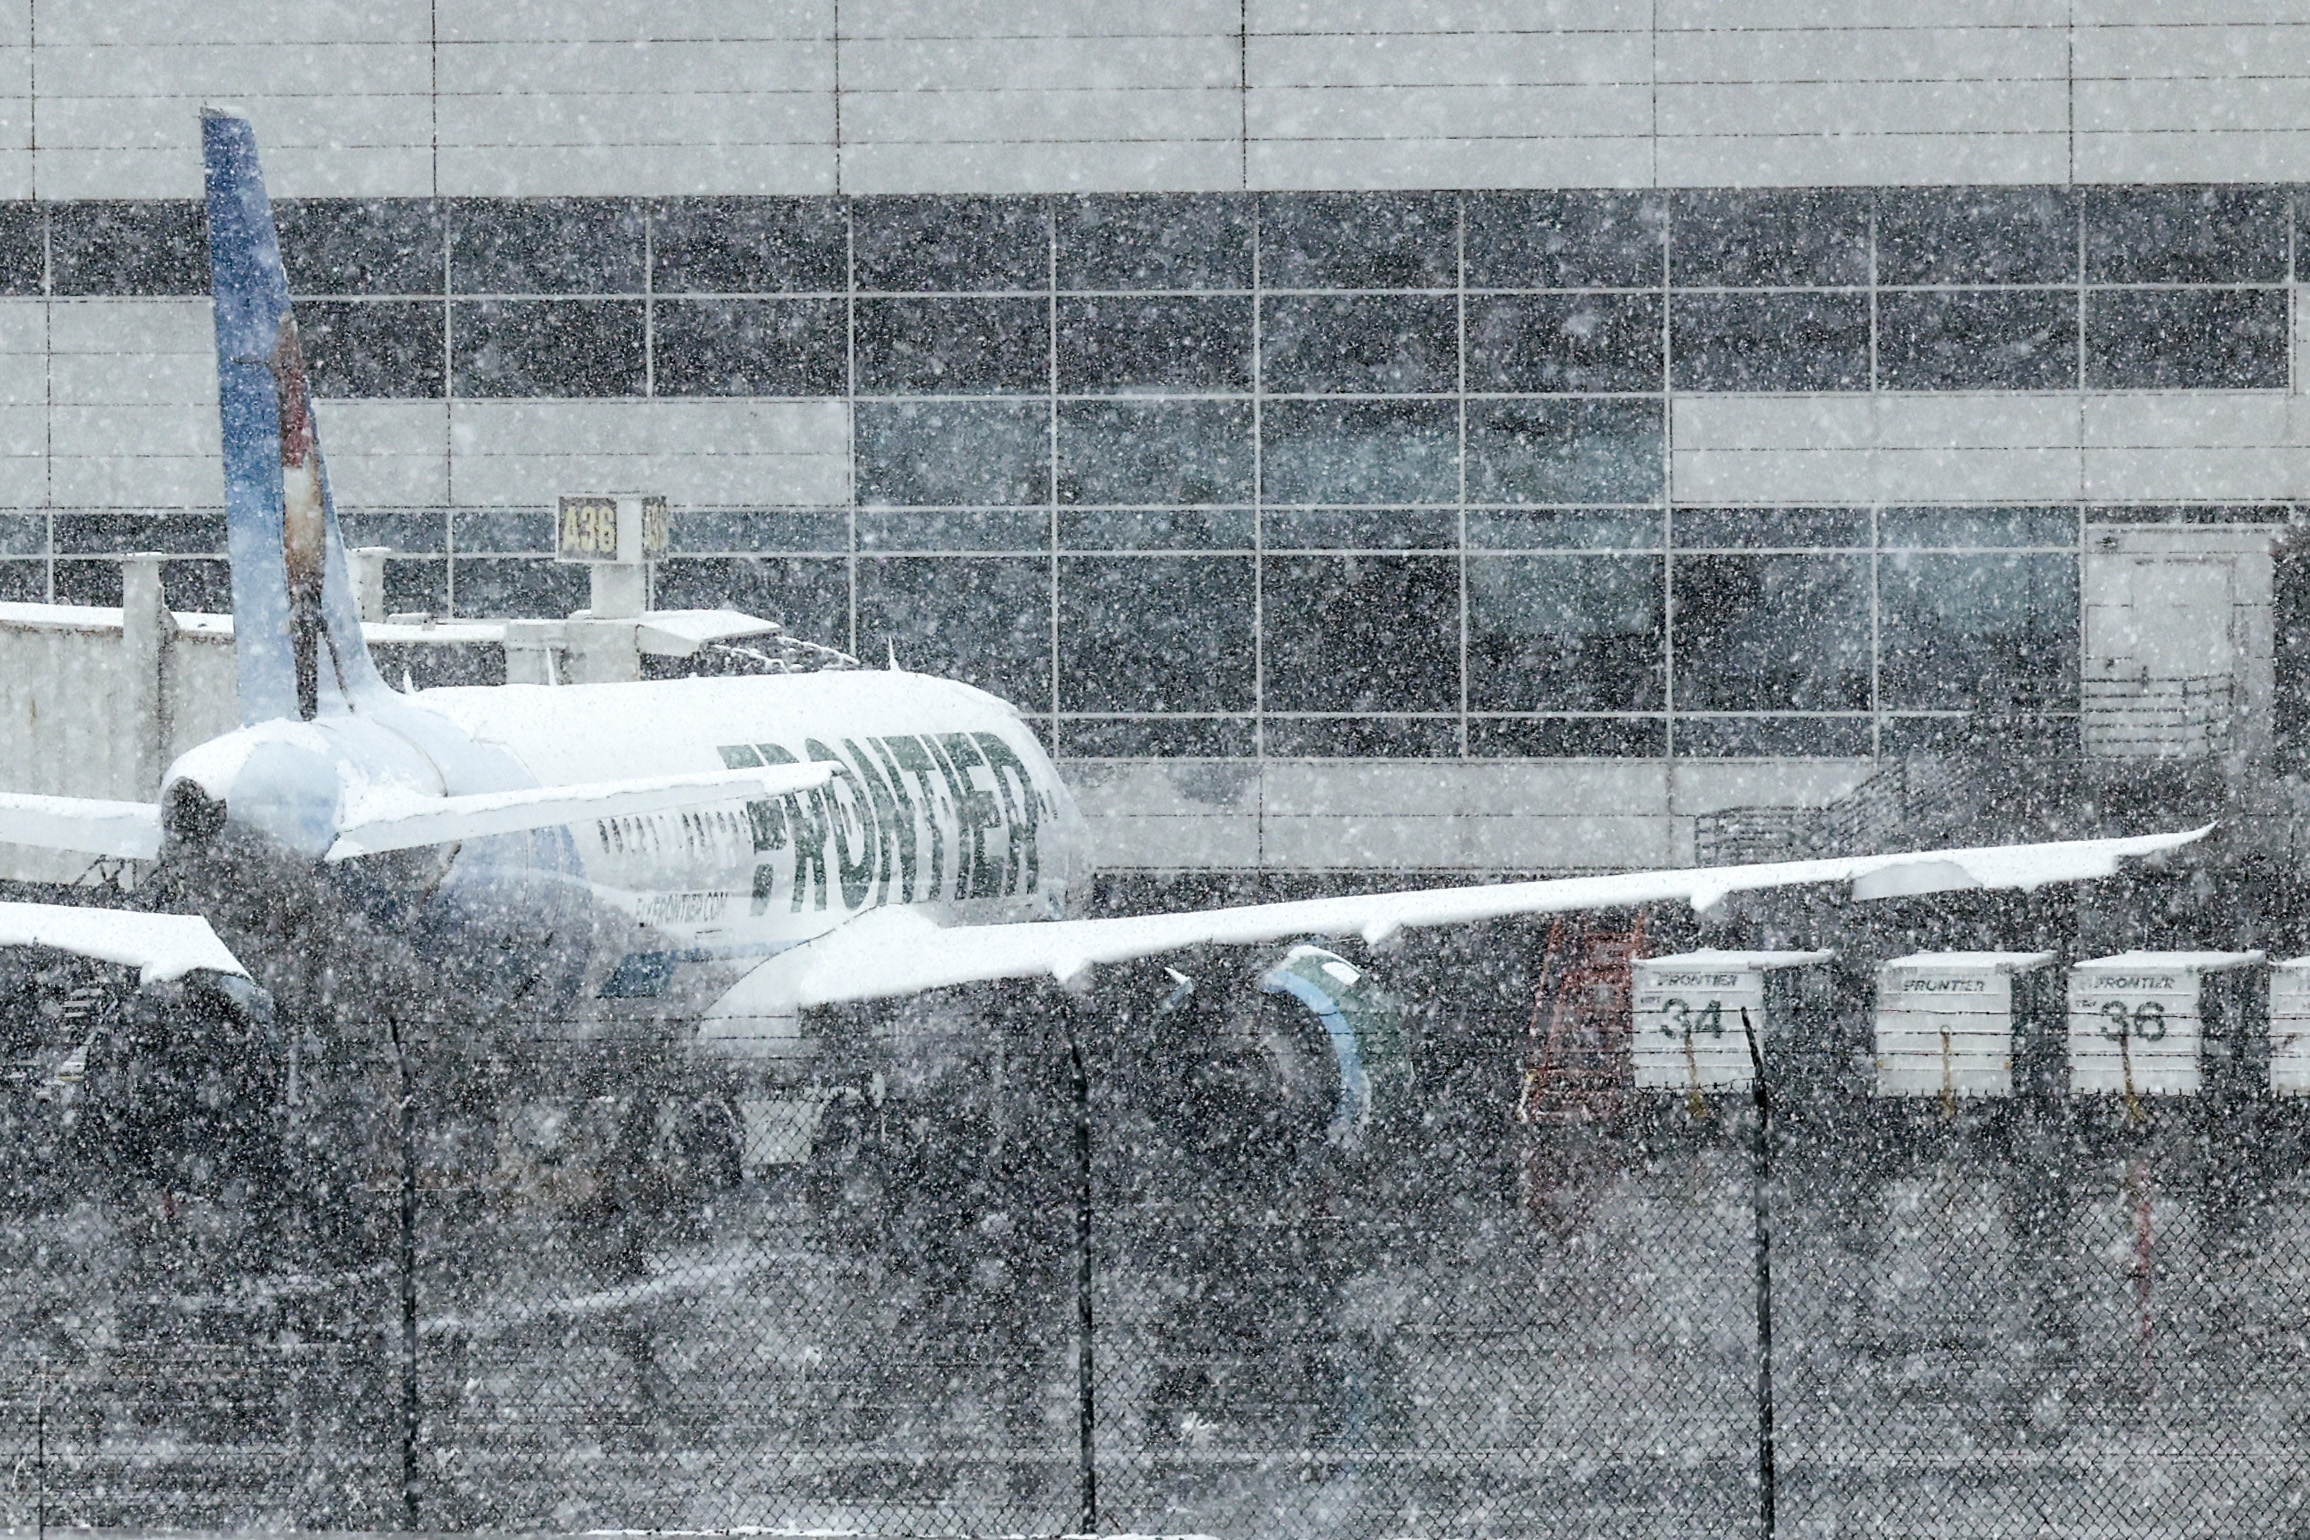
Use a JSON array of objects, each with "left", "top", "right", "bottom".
[{"left": 2066, "top": 950, "right": 2263, "bottom": 1098}]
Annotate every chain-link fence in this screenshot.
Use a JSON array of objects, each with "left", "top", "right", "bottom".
[{"left": 8, "top": 915, "right": 2310, "bottom": 1536}]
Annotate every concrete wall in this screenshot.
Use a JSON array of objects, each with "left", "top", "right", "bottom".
[
  {"left": 0, "top": 581, "right": 236, "bottom": 882},
  {"left": 1072, "top": 755, "right": 1879, "bottom": 875},
  {"left": 2, "top": 1, "right": 2306, "bottom": 199}
]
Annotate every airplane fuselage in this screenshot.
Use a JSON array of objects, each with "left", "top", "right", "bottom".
[
  {"left": 419, "top": 669, "right": 1087, "bottom": 947},
  {"left": 154, "top": 668, "right": 1087, "bottom": 1034}
]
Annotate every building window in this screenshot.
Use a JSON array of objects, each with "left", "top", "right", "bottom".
[
  {"left": 1261, "top": 555, "right": 1459, "bottom": 714},
  {"left": 1467, "top": 554, "right": 1664, "bottom": 711},
  {"left": 1057, "top": 401, "right": 1253, "bottom": 506},
  {"left": 1260, "top": 295, "right": 1457, "bottom": 393},
  {"left": 654, "top": 299, "right": 845, "bottom": 397},
  {"left": 276, "top": 198, "right": 445, "bottom": 296},
  {"left": 1467, "top": 293, "right": 1663, "bottom": 394},
  {"left": 1467, "top": 399, "right": 1664, "bottom": 504},
  {"left": 1259, "top": 192, "right": 1456, "bottom": 289},
  {"left": 1464, "top": 190, "right": 1665, "bottom": 288},
  {"left": 1672, "top": 292, "right": 1870, "bottom": 392},
  {"left": 1058, "top": 556, "right": 1255, "bottom": 714},
  {"left": 300, "top": 300, "right": 446, "bottom": 398},
  {"left": 855, "top": 297, "right": 1049, "bottom": 394},
  {"left": 48, "top": 184, "right": 2284, "bottom": 763},
  {"left": 449, "top": 299, "right": 645, "bottom": 397},
  {"left": 1875, "top": 187, "right": 2075, "bottom": 287},
  {"left": 1671, "top": 553, "right": 1872, "bottom": 712},
  {"left": 853, "top": 196, "right": 1048, "bottom": 292},
  {"left": 1876, "top": 290, "right": 2076, "bottom": 392},
  {"left": 1058, "top": 193, "right": 1253, "bottom": 291},
  {"left": 1878, "top": 551, "right": 2078, "bottom": 711},
  {"left": 855, "top": 402, "right": 1050, "bottom": 507},
  {"left": 1261, "top": 401, "right": 1458, "bottom": 506},
  {"left": 1057, "top": 296, "right": 1252, "bottom": 393},
  {"left": 449, "top": 199, "right": 644, "bottom": 294},
  {"left": 856, "top": 556, "right": 1052, "bottom": 707},
  {"left": 650, "top": 197, "right": 846, "bottom": 293},
  {"left": 2084, "top": 289, "right": 2288, "bottom": 390}
]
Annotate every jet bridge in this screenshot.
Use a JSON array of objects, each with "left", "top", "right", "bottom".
[{"left": 0, "top": 550, "right": 827, "bottom": 885}]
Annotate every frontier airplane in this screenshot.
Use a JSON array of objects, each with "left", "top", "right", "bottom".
[{"left": 0, "top": 111, "right": 2203, "bottom": 1155}]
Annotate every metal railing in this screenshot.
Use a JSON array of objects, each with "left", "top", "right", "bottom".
[
  {"left": 2082, "top": 675, "right": 2238, "bottom": 761},
  {"left": 1695, "top": 754, "right": 1970, "bottom": 866}
]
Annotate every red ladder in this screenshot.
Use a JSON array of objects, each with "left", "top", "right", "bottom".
[
  {"left": 1518, "top": 912, "right": 1647, "bottom": 1126},
  {"left": 1517, "top": 914, "right": 1647, "bottom": 1229}
]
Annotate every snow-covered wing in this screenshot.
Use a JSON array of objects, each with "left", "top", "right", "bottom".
[
  {"left": 0, "top": 792, "right": 163, "bottom": 860},
  {"left": 325, "top": 761, "right": 843, "bottom": 861},
  {"left": 714, "top": 827, "right": 2208, "bottom": 1019},
  {"left": 0, "top": 900, "right": 247, "bottom": 982}
]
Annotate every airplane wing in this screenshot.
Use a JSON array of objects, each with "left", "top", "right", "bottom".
[
  {"left": 325, "top": 761, "right": 843, "bottom": 860},
  {"left": 701, "top": 827, "right": 2210, "bottom": 1030},
  {"left": 0, "top": 900, "right": 247, "bottom": 982},
  {"left": 0, "top": 792, "right": 163, "bottom": 860}
]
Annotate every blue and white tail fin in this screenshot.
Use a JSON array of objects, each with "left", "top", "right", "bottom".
[{"left": 201, "top": 106, "right": 384, "bottom": 724}]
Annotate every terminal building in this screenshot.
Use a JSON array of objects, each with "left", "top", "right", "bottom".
[{"left": 0, "top": 1, "right": 2304, "bottom": 883}]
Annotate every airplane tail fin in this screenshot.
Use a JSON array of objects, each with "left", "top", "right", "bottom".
[{"left": 201, "top": 106, "right": 384, "bottom": 724}]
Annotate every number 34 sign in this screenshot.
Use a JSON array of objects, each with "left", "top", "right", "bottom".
[
  {"left": 1632, "top": 951, "right": 1830, "bottom": 1094},
  {"left": 1655, "top": 997, "right": 1729, "bottom": 1039}
]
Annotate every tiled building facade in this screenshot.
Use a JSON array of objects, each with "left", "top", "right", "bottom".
[{"left": 3, "top": 2, "right": 2306, "bottom": 873}]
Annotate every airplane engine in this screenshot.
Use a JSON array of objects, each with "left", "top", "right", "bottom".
[
  {"left": 801, "top": 941, "right": 1416, "bottom": 1257},
  {"left": 1136, "top": 944, "right": 1414, "bottom": 1183}
]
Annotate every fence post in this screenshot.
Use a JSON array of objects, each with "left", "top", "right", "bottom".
[
  {"left": 1743, "top": 1008, "right": 1776, "bottom": 1540},
  {"left": 1066, "top": 1014, "right": 1098, "bottom": 1533},
  {"left": 35, "top": 1359, "right": 46, "bottom": 1540},
  {"left": 392, "top": 1022, "right": 421, "bottom": 1531}
]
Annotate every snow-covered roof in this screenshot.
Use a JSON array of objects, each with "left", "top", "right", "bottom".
[
  {"left": 1641, "top": 949, "right": 1836, "bottom": 971},
  {"left": 2072, "top": 950, "right": 2266, "bottom": 974},
  {"left": 1881, "top": 951, "right": 2059, "bottom": 972},
  {"left": 635, "top": 608, "right": 783, "bottom": 655}
]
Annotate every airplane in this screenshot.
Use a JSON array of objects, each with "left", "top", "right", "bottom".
[{"left": 0, "top": 109, "right": 2208, "bottom": 1191}]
